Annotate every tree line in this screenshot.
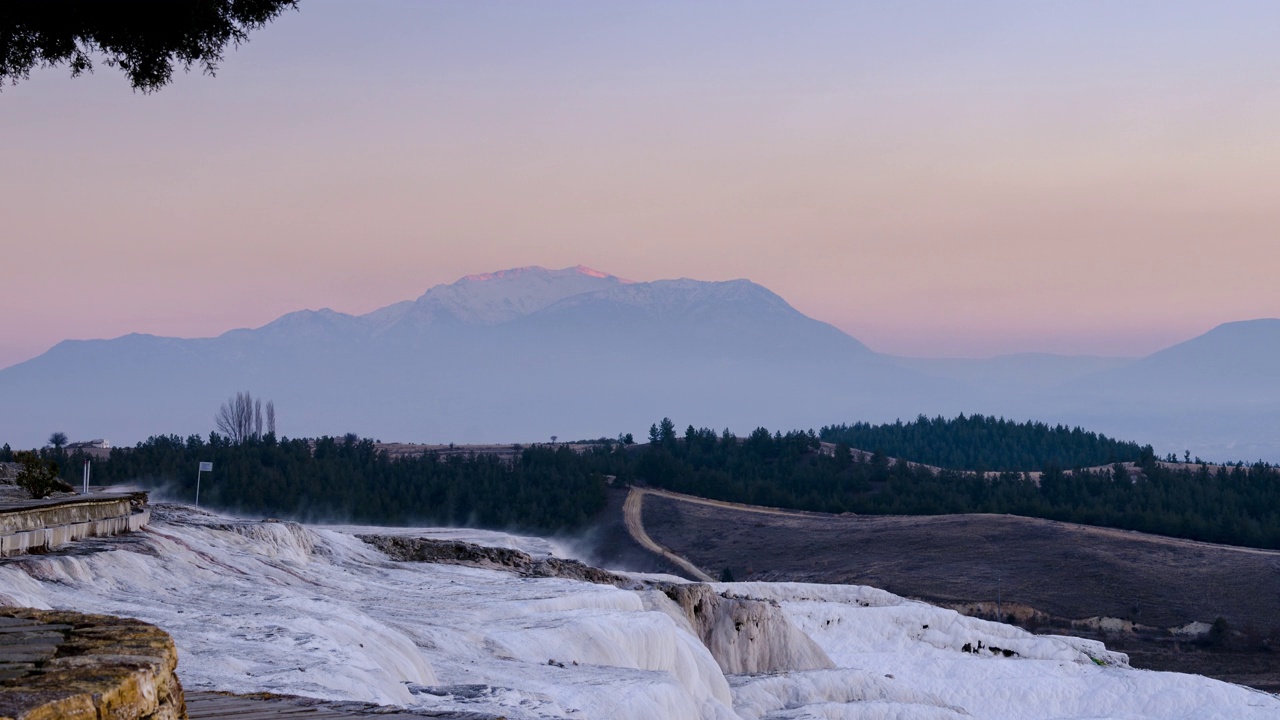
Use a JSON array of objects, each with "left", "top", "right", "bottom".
[
  {"left": 7, "top": 414, "right": 1280, "bottom": 549},
  {"left": 819, "top": 414, "right": 1149, "bottom": 472},
  {"left": 634, "top": 422, "right": 1280, "bottom": 550},
  {"left": 69, "top": 433, "right": 608, "bottom": 532}
]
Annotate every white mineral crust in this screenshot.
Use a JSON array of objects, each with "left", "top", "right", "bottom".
[{"left": 0, "top": 507, "right": 1275, "bottom": 719}]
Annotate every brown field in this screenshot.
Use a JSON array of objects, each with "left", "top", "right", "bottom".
[{"left": 620, "top": 488, "right": 1280, "bottom": 692}]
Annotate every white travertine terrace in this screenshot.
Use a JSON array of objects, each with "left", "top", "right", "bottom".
[{"left": 0, "top": 506, "right": 1275, "bottom": 719}]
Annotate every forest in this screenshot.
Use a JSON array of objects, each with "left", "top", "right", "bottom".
[
  {"left": 5, "top": 414, "right": 1279, "bottom": 549},
  {"left": 633, "top": 421, "right": 1280, "bottom": 549},
  {"left": 10, "top": 434, "right": 607, "bottom": 532},
  {"left": 819, "top": 414, "right": 1148, "bottom": 471}
]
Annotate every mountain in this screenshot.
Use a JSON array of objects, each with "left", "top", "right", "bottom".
[
  {"left": 1057, "top": 319, "right": 1280, "bottom": 407},
  {"left": 902, "top": 320, "right": 1280, "bottom": 461},
  {"left": 1018, "top": 319, "right": 1280, "bottom": 461},
  {"left": 2, "top": 267, "right": 1277, "bottom": 461},
  {"left": 0, "top": 266, "right": 959, "bottom": 448},
  {"left": 365, "top": 265, "right": 631, "bottom": 333}
]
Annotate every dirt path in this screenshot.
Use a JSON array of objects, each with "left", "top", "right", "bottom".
[
  {"left": 635, "top": 487, "right": 824, "bottom": 518},
  {"left": 622, "top": 488, "right": 713, "bottom": 581},
  {"left": 642, "top": 486, "right": 1280, "bottom": 558}
]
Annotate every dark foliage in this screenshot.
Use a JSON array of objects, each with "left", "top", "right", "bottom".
[
  {"left": 820, "top": 414, "right": 1149, "bottom": 472},
  {"left": 14, "top": 450, "right": 60, "bottom": 499},
  {"left": 80, "top": 433, "right": 611, "bottom": 533},
  {"left": 0, "top": 0, "right": 296, "bottom": 93},
  {"left": 635, "top": 423, "right": 1280, "bottom": 550},
  {"left": 1209, "top": 616, "right": 1234, "bottom": 649},
  {"left": 22, "top": 416, "right": 1280, "bottom": 550}
]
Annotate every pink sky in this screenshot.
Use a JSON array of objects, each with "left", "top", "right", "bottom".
[{"left": 3, "top": 3, "right": 1278, "bottom": 369}]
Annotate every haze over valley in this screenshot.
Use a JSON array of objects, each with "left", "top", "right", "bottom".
[{"left": 4, "top": 265, "right": 1278, "bottom": 461}]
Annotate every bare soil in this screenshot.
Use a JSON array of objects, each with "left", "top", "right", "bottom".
[
  {"left": 631, "top": 489, "right": 1280, "bottom": 692},
  {"left": 585, "top": 489, "right": 690, "bottom": 578}
]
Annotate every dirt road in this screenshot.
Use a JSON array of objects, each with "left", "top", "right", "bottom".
[{"left": 622, "top": 488, "right": 713, "bottom": 581}]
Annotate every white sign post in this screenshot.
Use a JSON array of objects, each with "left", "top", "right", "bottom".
[
  {"left": 196, "top": 461, "right": 213, "bottom": 506},
  {"left": 82, "top": 460, "right": 91, "bottom": 495}
]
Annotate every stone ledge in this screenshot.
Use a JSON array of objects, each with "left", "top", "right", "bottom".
[
  {"left": 0, "top": 494, "right": 149, "bottom": 557},
  {"left": 0, "top": 608, "right": 185, "bottom": 720}
]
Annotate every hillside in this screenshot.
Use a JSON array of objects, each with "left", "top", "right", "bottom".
[
  {"left": 635, "top": 489, "right": 1280, "bottom": 692},
  {"left": 55, "top": 422, "right": 1280, "bottom": 550},
  {"left": 819, "top": 414, "right": 1150, "bottom": 471}
]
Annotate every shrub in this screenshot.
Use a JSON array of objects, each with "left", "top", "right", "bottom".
[
  {"left": 1208, "top": 616, "right": 1233, "bottom": 649},
  {"left": 14, "top": 451, "right": 60, "bottom": 499}
]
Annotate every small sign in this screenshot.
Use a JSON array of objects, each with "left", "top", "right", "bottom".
[{"left": 199, "top": 462, "right": 213, "bottom": 472}]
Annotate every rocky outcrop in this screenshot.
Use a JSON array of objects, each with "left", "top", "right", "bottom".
[
  {"left": 362, "top": 534, "right": 835, "bottom": 676},
  {"left": 359, "top": 535, "right": 631, "bottom": 586},
  {"left": 659, "top": 583, "right": 835, "bottom": 674},
  {"left": 0, "top": 608, "right": 185, "bottom": 720}
]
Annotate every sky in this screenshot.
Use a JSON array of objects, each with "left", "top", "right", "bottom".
[{"left": 3, "top": 1, "right": 1279, "bottom": 368}]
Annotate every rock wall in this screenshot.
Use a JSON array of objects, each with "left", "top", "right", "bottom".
[
  {"left": 0, "top": 494, "right": 149, "bottom": 557},
  {"left": 359, "top": 534, "right": 631, "bottom": 586},
  {"left": 0, "top": 608, "right": 185, "bottom": 720},
  {"left": 659, "top": 583, "right": 835, "bottom": 674}
]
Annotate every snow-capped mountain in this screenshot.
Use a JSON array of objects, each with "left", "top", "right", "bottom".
[
  {"left": 1, "top": 266, "right": 1278, "bottom": 459},
  {"left": 0, "top": 266, "right": 948, "bottom": 447},
  {"left": 368, "top": 265, "right": 633, "bottom": 331}
]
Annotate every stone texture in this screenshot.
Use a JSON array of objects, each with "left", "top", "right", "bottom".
[
  {"left": 0, "top": 608, "right": 186, "bottom": 720},
  {"left": 360, "top": 534, "right": 632, "bottom": 586},
  {"left": 661, "top": 583, "right": 835, "bottom": 674}
]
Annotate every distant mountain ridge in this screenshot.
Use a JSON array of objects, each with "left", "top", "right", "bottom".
[
  {"left": 1, "top": 267, "right": 1277, "bottom": 461},
  {"left": 0, "top": 266, "right": 941, "bottom": 450},
  {"left": 372, "top": 264, "right": 632, "bottom": 329},
  {"left": 1065, "top": 319, "right": 1280, "bottom": 404},
  {"left": 245, "top": 265, "right": 630, "bottom": 339}
]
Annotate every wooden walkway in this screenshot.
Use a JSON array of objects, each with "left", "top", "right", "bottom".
[{"left": 186, "top": 691, "right": 500, "bottom": 719}]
